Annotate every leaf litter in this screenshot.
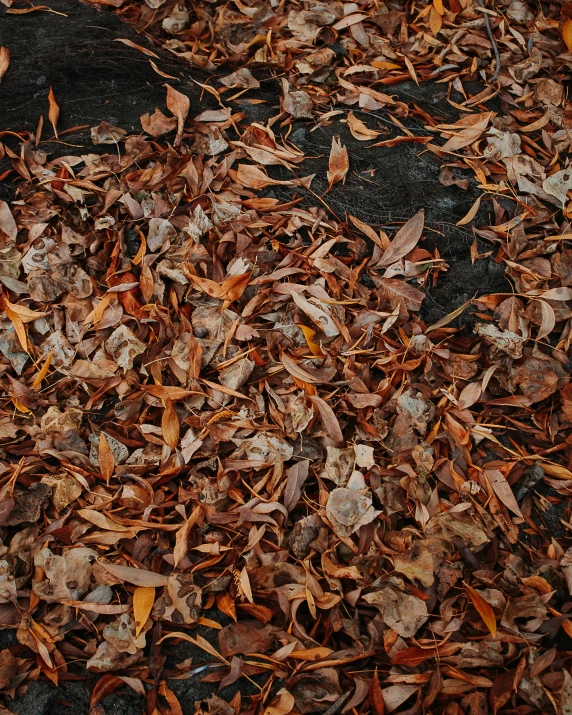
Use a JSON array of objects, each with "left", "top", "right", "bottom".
[{"left": 1, "top": 0, "right": 572, "bottom": 713}]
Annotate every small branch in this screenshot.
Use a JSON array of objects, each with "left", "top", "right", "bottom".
[{"left": 477, "top": 0, "right": 501, "bottom": 82}]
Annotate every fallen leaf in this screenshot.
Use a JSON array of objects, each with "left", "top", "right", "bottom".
[{"left": 327, "top": 136, "right": 349, "bottom": 189}]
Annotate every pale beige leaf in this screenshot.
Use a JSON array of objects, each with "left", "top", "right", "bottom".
[{"left": 327, "top": 136, "right": 349, "bottom": 188}]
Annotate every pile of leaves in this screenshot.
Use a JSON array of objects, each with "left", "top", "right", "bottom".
[{"left": 1, "top": 0, "right": 572, "bottom": 713}]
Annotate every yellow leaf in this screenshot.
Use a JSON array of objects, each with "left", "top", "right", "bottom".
[
  {"left": 6, "top": 301, "right": 47, "bottom": 323},
  {"left": 48, "top": 86, "right": 59, "bottom": 138},
  {"left": 465, "top": 583, "right": 496, "bottom": 637},
  {"left": 31, "top": 351, "right": 52, "bottom": 390},
  {"left": 133, "top": 586, "right": 155, "bottom": 637},
  {"left": 429, "top": 6, "right": 442, "bottom": 34},
  {"left": 563, "top": 20, "right": 572, "bottom": 52},
  {"left": 433, "top": 0, "right": 445, "bottom": 15},
  {"left": 5, "top": 307, "right": 27, "bottom": 352},
  {"left": 98, "top": 433, "right": 114, "bottom": 483},
  {"left": 162, "top": 398, "right": 179, "bottom": 449},
  {"left": 12, "top": 398, "right": 31, "bottom": 414},
  {"left": 296, "top": 324, "right": 324, "bottom": 357}
]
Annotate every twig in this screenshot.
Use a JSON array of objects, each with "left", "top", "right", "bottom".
[{"left": 477, "top": 0, "right": 501, "bottom": 81}]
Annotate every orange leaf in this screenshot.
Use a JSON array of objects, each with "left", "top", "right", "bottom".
[
  {"left": 564, "top": 20, "right": 572, "bottom": 51},
  {"left": 162, "top": 398, "right": 180, "bottom": 449},
  {"left": 217, "top": 592, "right": 237, "bottom": 622},
  {"left": 31, "top": 351, "right": 52, "bottom": 390},
  {"left": 327, "top": 136, "right": 349, "bottom": 189},
  {"left": 133, "top": 587, "right": 155, "bottom": 637},
  {"left": 465, "top": 583, "right": 497, "bottom": 637},
  {"left": 369, "top": 669, "right": 385, "bottom": 715},
  {"left": 48, "top": 87, "right": 59, "bottom": 138},
  {"left": 297, "top": 324, "right": 324, "bottom": 357},
  {"left": 98, "top": 433, "right": 115, "bottom": 483}
]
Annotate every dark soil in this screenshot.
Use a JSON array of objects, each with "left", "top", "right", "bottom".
[{"left": 0, "top": 1, "right": 512, "bottom": 711}]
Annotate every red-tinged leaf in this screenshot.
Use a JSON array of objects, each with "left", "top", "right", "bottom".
[
  {"left": 162, "top": 398, "right": 179, "bottom": 449},
  {"left": 90, "top": 675, "right": 124, "bottom": 710},
  {"left": 369, "top": 669, "right": 385, "bottom": 715},
  {"left": 490, "top": 670, "right": 514, "bottom": 715},
  {"left": 0, "top": 47, "right": 9, "bottom": 82},
  {"left": 47, "top": 87, "right": 59, "bottom": 138},
  {"left": 465, "top": 583, "right": 497, "bottom": 637},
  {"left": 377, "top": 210, "right": 424, "bottom": 267},
  {"left": 327, "top": 136, "right": 349, "bottom": 188},
  {"left": 98, "top": 432, "right": 115, "bottom": 483},
  {"left": 165, "top": 84, "right": 189, "bottom": 145}
]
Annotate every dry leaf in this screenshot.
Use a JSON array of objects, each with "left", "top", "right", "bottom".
[
  {"left": 98, "top": 433, "right": 115, "bottom": 483},
  {"left": 378, "top": 210, "right": 424, "bottom": 267},
  {"left": 165, "top": 84, "right": 190, "bottom": 146},
  {"left": 133, "top": 587, "right": 155, "bottom": 638},
  {"left": 465, "top": 583, "right": 497, "bottom": 638},
  {"left": 162, "top": 398, "right": 179, "bottom": 449},
  {"left": 327, "top": 136, "right": 349, "bottom": 189},
  {"left": 0, "top": 47, "right": 9, "bottom": 83},
  {"left": 47, "top": 86, "right": 59, "bottom": 138}
]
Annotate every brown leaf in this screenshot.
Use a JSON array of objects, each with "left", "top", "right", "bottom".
[
  {"left": 377, "top": 210, "right": 424, "bottom": 267},
  {"left": 162, "top": 398, "right": 180, "bottom": 449},
  {"left": 308, "top": 395, "right": 343, "bottom": 446},
  {"left": 327, "top": 136, "right": 349, "bottom": 189},
  {"left": 369, "top": 669, "right": 385, "bottom": 715},
  {"left": 47, "top": 86, "right": 59, "bottom": 138},
  {"left": 0, "top": 201, "right": 17, "bottom": 241},
  {"left": 98, "top": 433, "right": 115, "bottom": 483}
]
